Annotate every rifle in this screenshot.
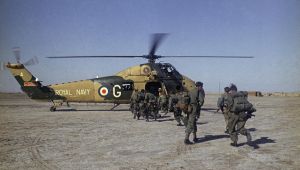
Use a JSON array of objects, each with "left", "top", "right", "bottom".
[
  {"left": 246, "top": 112, "right": 256, "bottom": 119},
  {"left": 245, "top": 108, "right": 256, "bottom": 119}
]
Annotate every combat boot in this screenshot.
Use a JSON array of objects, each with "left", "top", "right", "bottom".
[
  {"left": 184, "top": 133, "right": 193, "bottom": 145},
  {"left": 230, "top": 141, "right": 237, "bottom": 147},
  {"left": 192, "top": 132, "right": 197, "bottom": 143}
]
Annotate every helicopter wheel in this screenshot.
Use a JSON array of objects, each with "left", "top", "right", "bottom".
[{"left": 50, "top": 106, "right": 56, "bottom": 112}]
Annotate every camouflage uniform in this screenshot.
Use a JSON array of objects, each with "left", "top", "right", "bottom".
[
  {"left": 144, "top": 92, "right": 158, "bottom": 121},
  {"left": 168, "top": 92, "right": 183, "bottom": 126},
  {"left": 158, "top": 91, "right": 168, "bottom": 114},
  {"left": 137, "top": 90, "right": 146, "bottom": 120},
  {"left": 130, "top": 90, "right": 139, "bottom": 119},
  {"left": 184, "top": 82, "right": 205, "bottom": 144},
  {"left": 225, "top": 89, "right": 252, "bottom": 147},
  {"left": 217, "top": 87, "right": 230, "bottom": 133}
]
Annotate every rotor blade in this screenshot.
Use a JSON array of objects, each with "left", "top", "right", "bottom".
[
  {"left": 162, "top": 56, "right": 254, "bottom": 58},
  {"left": 12, "top": 47, "right": 21, "bottom": 63},
  {"left": 47, "top": 56, "right": 143, "bottom": 59},
  {"left": 149, "top": 33, "right": 168, "bottom": 56},
  {"left": 24, "top": 56, "right": 39, "bottom": 66}
]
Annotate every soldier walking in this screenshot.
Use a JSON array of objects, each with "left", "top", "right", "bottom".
[
  {"left": 144, "top": 90, "right": 158, "bottom": 121},
  {"left": 168, "top": 90, "right": 184, "bottom": 126},
  {"left": 225, "top": 84, "right": 253, "bottom": 147},
  {"left": 158, "top": 88, "right": 168, "bottom": 114},
  {"left": 184, "top": 82, "right": 205, "bottom": 145},
  {"left": 217, "top": 87, "right": 230, "bottom": 133}
]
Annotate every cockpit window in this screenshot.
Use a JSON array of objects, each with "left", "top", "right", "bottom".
[{"left": 167, "top": 66, "right": 174, "bottom": 73}]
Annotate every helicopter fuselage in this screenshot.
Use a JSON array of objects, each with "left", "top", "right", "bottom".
[{"left": 6, "top": 62, "right": 196, "bottom": 111}]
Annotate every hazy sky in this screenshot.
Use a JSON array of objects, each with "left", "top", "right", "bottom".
[{"left": 0, "top": 0, "right": 299, "bottom": 92}]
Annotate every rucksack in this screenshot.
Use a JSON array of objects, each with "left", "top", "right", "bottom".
[
  {"left": 231, "top": 91, "right": 255, "bottom": 113},
  {"left": 148, "top": 94, "right": 157, "bottom": 103},
  {"left": 137, "top": 92, "right": 145, "bottom": 102},
  {"left": 177, "top": 91, "right": 190, "bottom": 111}
]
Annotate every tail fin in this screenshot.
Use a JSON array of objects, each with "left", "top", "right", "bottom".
[{"left": 6, "top": 63, "right": 53, "bottom": 100}]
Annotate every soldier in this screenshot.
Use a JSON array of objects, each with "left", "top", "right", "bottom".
[
  {"left": 137, "top": 89, "right": 146, "bottom": 120},
  {"left": 216, "top": 87, "right": 230, "bottom": 133},
  {"left": 144, "top": 90, "right": 158, "bottom": 121},
  {"left": 158, "top": 88, "right": 168, "bottom": 114},
  {"left": 184, "top": 81, "right": 205, "bottom": 145},
  {"left": 168, "top": 90, "right": 184, "bottom": 126},
  {"left": 130, "top": 89, "right": 139, "bottom": 119},
  {"left": 225, "top": 84, "right": 252, "bottom": 147}
]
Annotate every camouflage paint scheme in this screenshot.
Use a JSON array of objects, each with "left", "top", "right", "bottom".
[{"left": 6, "top": 62, "right": 195, "bottom": 105}]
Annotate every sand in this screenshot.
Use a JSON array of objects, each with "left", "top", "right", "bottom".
[{"left": 0, "top": 93, "right": 299, "bottom": 170}]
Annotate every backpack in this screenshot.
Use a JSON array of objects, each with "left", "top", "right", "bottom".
[
  {"left": 170, "top": 95, "right": 178, "bottom": 104},
  {"left": 137, "top": 92, "right": 145, "bottom": 102},
  {"left": 231, "top": 91, "right": 255, "bottom": 113},
  {"left": 177, "top": 91, "right": 190, "bottom": 111},
  {"left": 148, "top": 94, "right": 157, "bottom": 103}
]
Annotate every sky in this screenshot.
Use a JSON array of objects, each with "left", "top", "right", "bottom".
[{"left": 0, "top": 0, "right": 299, "bottom": 93}]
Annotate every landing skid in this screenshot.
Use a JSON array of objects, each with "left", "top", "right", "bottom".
[
  {"left": 50, "top": 106, "right": 56, "bottom": 112},
  {"left": 50, "top": 100, "right": 69, "bottom": 112},
  {"left": 110, "top": 103, "right": 120, "bottom": 110}
]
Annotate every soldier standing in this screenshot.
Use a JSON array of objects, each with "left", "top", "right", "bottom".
[
  {"left": 144, "top": 91, "right": 158, "bottom": 121},
  {"left": 217, "top": 87, "right": 230, "bottom": 133},
  {"left": 184, "top": 82, "right": 205, "bottom": 145},
  {"left": 225, "top": 84, "right": 252, "bottom": 147},
  {"left": 130, "top": 89, "right": 139, "bottom": 119}
]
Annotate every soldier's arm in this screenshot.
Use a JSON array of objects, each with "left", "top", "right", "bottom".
[
  {"left": 198, "top": 93, "right": 205, "bottom": 106},
  {"left": 223, "top": 95, "right": 233, "bottom": 109}
]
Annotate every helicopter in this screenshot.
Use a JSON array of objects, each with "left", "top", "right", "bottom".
[{"left": 6, "top": 34, "right": 252, "bottom": 111}]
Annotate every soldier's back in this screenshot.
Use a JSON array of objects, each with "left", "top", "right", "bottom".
[{"left": 188, "top": 88, "right": 199, "bottom": 104}]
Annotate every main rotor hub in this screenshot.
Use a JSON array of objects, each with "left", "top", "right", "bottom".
[{"left": 143, "top": 54, "right": 162, "bottom": 63}]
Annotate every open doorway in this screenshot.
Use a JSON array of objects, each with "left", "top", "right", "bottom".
[{"left": 145, "top": 81, "right": 162, "bottom": 96}]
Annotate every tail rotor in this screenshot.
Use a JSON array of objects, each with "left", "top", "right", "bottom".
[{"left": 1, "top": 47, "right": 39, "bottom": 72}]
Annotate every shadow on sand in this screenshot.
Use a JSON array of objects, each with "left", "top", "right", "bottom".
[
  {"left": 248, "top": 128, "right": 257, "bottom": 132},
  {"left": 156, "top": 115, "right": 175, "bottom": 122},
  {"left": 55, "top": 108, "right": 130, "bottom": 112},
  {"left": 195, "top": 134, "right": 229, "bottom": 143},
  {"left": 239, "top": 137, "right": 276, "bottom": 149},
  {"left": 196, "top": 121, "right": 209, "bottom": 125}
]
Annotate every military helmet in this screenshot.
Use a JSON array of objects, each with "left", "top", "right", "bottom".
[
  {"left": 224, "top": 87, "right": 230, "bottom": 92},
  {"left": 229, "top": 83, "right": 237, "bottom": 91},
  {"left": 195, "top": 81, "right": 203, "bottom": 87}
]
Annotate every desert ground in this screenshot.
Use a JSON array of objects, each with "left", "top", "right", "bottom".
[{"left": 0, "top": 93, "right": 299, "bottom": 170}]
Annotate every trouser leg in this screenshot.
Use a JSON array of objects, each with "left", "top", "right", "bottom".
[
  {"left": 236, "top": 116, "right": 251, "bottom": 142},
  {"left": 174, "top": 108, "right": 183, "bottom": 125},
  {"left": 228, "top": 112, "right": 239, "bottom": 144},
  {"left": 223, "top": 111, "right": 229, "bottom": 131},
  {"left": 185, "top": 105, "right": 197, "bottom": 135},
  {"left": 184, "top": 131, "right": 192, "bottom": 145}
]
